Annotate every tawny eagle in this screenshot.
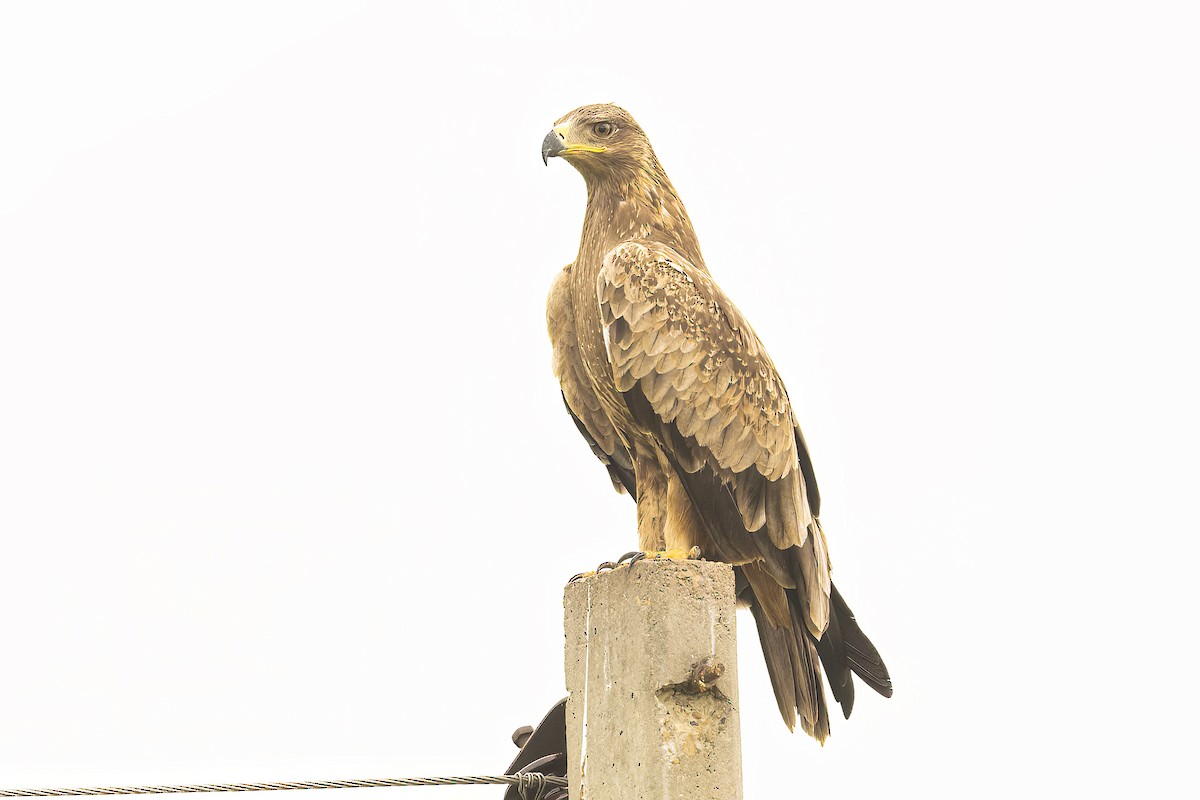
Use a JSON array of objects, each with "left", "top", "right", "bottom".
[{"left": 542, "top": 104, "right": 892, "bottom": 741}]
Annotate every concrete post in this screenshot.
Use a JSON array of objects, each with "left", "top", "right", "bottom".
[{"left": 563, "top": 559, "right": 742, "bottom": 800}]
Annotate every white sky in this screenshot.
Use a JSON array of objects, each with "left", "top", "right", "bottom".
[{"left": 1, "top": 1, "right": 1197, "bottom": 798}]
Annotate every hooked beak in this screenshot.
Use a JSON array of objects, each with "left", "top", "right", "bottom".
[
  {"left": 542, "top": 123, "right": 606, "bottom": 165},
  {"left": 542, "top": 129, "right": 565, "bottom": 165}
]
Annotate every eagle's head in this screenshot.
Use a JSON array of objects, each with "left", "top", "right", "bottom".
[{"left": 541, "top": 104, "right": 655, "bottom": 179}]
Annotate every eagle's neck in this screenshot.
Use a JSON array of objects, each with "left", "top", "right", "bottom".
[{"left": 577, "top": 163, "right": 705, "bottom": 271}]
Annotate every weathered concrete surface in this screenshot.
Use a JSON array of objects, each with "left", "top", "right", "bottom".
[{"left": 564, "top": 560, "right": 742, "bottom": 800}]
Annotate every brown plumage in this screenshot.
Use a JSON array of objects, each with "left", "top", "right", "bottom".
[{"left": 542, "top": 104, "right": 892, "bottom": 742}]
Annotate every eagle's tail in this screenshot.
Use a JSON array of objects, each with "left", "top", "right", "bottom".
[
  {"left": 819, "top": 583, "right": 893, "bottom": 708},
  {"left": 747, "top": 584, "right": 831, "bottom": 741},
  {"left": 742, "top": 575, "right": 892, "bottom": 742}
]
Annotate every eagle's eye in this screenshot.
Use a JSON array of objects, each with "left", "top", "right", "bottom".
[{"left": 593, "top": 122, "right": 614, "bottom": 137}]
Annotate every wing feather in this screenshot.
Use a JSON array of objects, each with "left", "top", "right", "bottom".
[
  {"left": 547, "top": 264, "right": 635, "bottom": 492},
  {"left": 597, "top": 241, "right": 831, "bottom": 635}
]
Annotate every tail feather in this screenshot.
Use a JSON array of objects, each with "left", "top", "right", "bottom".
[
  {"left": 742, "top": 571, "right": 891, "bottom": 739},
  {"left": 814, "top": 590, "right": 855, "bottom": 719},
  {"left": 744, "top": 574, "right": 831, "bottom": 742},
  {"left": 831, "top": 583, "right": 893, "bottom": 697},
  {"left": 789, "top": 595, "right": 831, "bottom": 742},
  {"left": 748, "top": 597, "right": 799, "bottom": 731}
]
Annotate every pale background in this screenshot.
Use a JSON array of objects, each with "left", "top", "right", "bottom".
[{"left": 1, "top": 2, "right": 1197, "bottom": 798}]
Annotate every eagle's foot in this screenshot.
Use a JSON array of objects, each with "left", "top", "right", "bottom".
[
  {"left": 619, "top": 546, "right": 703, "bottom": 567},
  {"left": 568, "top": 547, "right": 700, "bottom": 584},
  {"left": 568, "top": 560, "right": 622, "bottom": 583}
]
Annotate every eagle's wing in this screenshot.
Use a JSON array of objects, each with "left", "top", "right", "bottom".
[
  {"left": 596, "top": 241, "right": 832, "bottom": 634},
  {"left": 596, "top": 240, "right": 848, "bottom": 738},
  {"left": 548, "top": 265, "right": 636, "bottom": 495}
]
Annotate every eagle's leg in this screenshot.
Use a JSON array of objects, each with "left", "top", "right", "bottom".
[
  {"left": 634, "top": 449, "right": 669, "bottom": 553},
  {"left": 618, "top": 455, "right": 704, "bottom": 565},
  {"left": 665, "top": 473, "right": 706, "bottom": 555},
  {"left": 567, "top": 452, "right": 703, "bottom": 583}
]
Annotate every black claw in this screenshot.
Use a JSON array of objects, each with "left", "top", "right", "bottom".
[{"left": 572, "top": 549, "right": 663, "bottom": 584}]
